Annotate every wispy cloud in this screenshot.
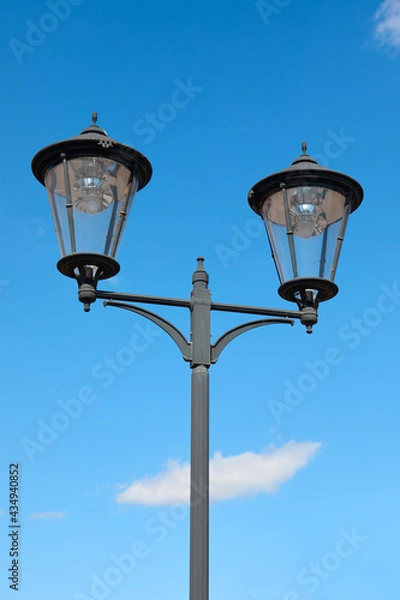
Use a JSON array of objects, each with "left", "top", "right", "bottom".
[
  {"left": 116, "top": 440, "right": 321, "bottom": 506},
  {"left": 374, "top": 0, "right": 400, "bottom": 55},
  {"left": 0, "top": 509, "right": 6, "bottom": 516},
  {"left": 28, "top": 511, "right": 66, "bottom": 520}
]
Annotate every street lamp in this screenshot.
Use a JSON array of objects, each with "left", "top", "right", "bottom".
[
  {"left": 248, "top": 141, "right": 363, "bottom": 310},
  {"left": 31, "top": 112, "right": 152, "bottom": 300},
  {"left": 32, "top": 115, "right": 363, "bottom": 600}
]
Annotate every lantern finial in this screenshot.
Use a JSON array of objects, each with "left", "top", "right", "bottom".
[
  {"left": 92, "top": 111, "right": 98, "bottom": 125},
  {"left": 193, "top": 256, "right": 209, "bottom": 286},
  {"left": 301, "top": 141, "right": 307, "bottom": 154},
  {"left": 197, "top": 256, "right": 205, "bottom": 269}
]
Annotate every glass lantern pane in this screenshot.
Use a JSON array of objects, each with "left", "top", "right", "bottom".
[
  {"left": 262, "top": 186, "right": 348, "bottom": 283},
  {"left": 44, "top": 157, "right": 138, "bottom": 258}
]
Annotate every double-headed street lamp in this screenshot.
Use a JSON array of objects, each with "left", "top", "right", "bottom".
[{"left": 32, "top": 114, "right": 363, "bottom": 600}]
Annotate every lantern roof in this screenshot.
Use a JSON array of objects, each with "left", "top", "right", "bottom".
[
  {"left": 32, "top": 112, "right": 152, "bottom": 191},
  {"left": 248, "top": 142, "right": 363, "bottom": 215}
]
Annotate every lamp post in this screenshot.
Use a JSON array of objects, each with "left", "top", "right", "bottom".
[{"left": 32, "top": 115, "right": 363, "bottom": 600}]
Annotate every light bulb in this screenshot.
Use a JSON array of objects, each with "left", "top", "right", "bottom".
[
  {"left": 290, "top": 187, "right": 328, "bottom": 239},
  {"left": 72, "top": 160, "right": 113, "bottom": 214}
]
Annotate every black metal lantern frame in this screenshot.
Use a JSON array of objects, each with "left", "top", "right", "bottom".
[
  {"left": 248, "top": 143, "right": 363, "bottom": 309},
  {"left": 31, "top": 113, "right": 152, "bottom": 289}
]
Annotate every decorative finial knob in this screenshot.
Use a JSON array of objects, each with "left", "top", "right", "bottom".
[
  {"left": 197, "top": 256, "right": 205, "bottom": 269},
  {"left": 92, "top": 111, "right": 98, "bottom": 125},
  {"left": 192, "top": 256, "right": 209, "bottom": 285},
  {"left": 301, "top": 141, "right": 307, "bottom": 154}
]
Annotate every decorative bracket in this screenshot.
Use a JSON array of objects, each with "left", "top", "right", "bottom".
[
  {"left": 104, "top": 300, "right": 192, "bottom": 361},
  {"left": 211, "top": 318, "right": 294, "bottom": 364}
]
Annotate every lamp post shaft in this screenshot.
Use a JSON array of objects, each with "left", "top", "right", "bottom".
[
  {"left": 189, "top": 258, "right": 211, "bottom": 600},
  {"left": 190, "top": 365, "right": 210, "bottom": 600}
]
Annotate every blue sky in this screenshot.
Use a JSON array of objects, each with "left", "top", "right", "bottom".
[{"left": 1, "top": 0, "right": 400, "bottom": 598}]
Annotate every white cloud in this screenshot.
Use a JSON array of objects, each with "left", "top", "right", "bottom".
[
  {"left": 374, "top": 0, "right": 400, "bottom": 54},
  {"left": 116, "top": 440, "right": 321, "bottom": 506},
  {"left": 28, "top": 511, "right": 66, "bottom": 520}
]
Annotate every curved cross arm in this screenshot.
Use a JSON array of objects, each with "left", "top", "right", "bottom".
[
  {"left": 211, "top": 318, "right": 294, "bottom": 364},
  {"left": 104, "top": 300, "right": 192, "bottom": 362}
]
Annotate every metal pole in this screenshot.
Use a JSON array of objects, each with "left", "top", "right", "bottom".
[
  {"left": 189, "top": 258, "right": 211, "bottom": 600},
  {"left": 190, "top": 365, "right": 209, "bottom": 600}
]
